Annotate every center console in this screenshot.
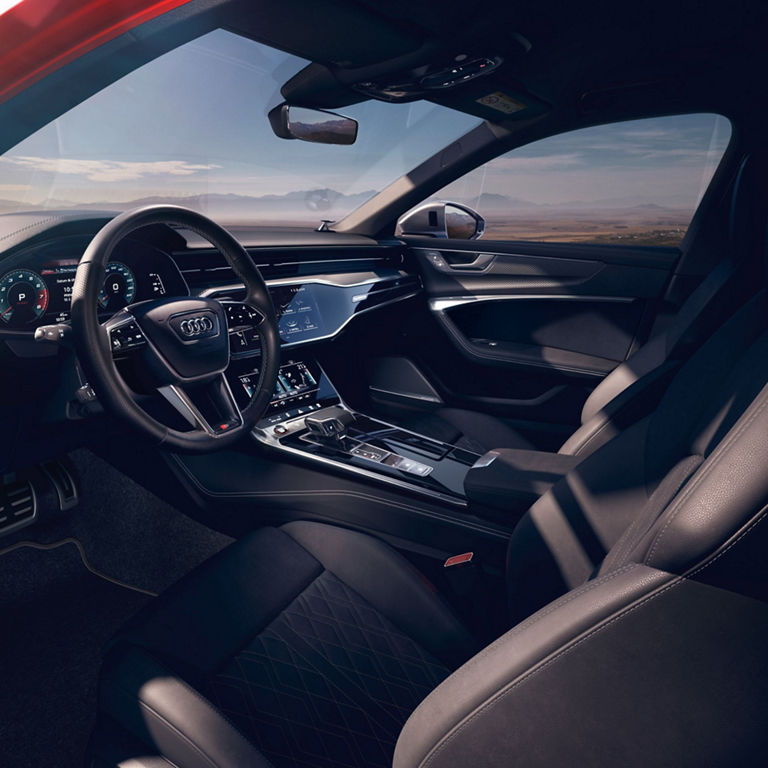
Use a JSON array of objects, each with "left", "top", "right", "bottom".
[{"left": 226, "top": 354, "right": 479, "bottom": 506}]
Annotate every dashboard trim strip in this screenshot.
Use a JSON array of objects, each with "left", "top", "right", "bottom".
[
  {"left": 429, "top": 294, "right": 635, "bottom": 312},
  {"left": 202, "top": 275, "right": 420, "bottom": 350}
]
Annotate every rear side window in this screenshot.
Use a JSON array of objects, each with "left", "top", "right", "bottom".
[{"left": 430, "top": 114, "right": 731, "bottom": 246}]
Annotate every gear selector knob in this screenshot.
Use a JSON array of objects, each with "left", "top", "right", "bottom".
[{"left": 305, "top": 406, "right": 354, "bottom": 440}]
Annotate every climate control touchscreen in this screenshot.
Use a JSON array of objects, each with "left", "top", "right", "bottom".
[{"left": 237, "top": 357, "right": 339, "bottom": 423}]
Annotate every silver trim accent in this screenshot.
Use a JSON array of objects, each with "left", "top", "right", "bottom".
[
  {"left": 200, "top": 274, "right": 401, "bottom": 293},
  {"left": 472, "top": 450, "right": 500, "bottom": 469},
  {"left": 202, "top": 275, "right": 420, "bottom": 350},
  {"left": 0, "top": 481, "right": 37, "bottom": 536},
  {"left": 178, "top": 315, "right": 214, "bottom": 337},
  {"left": 430, "top": 294, "right": 635, "bottom": 312},
  {"left": 258, "top": 426, "right": 463, "bottom": 506},
  {"left": 369, "top": 385, "right": 442, "bottom": 404},
  {"left": 251, "top": 361, "right": 468, "bottom": 507},
  {"left": 158, "top": 374, "right": 243, "bottom": 437}
]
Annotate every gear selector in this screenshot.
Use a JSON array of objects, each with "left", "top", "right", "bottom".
[{"left": 304, "top": 406, "right": 354, "bottom": 441}]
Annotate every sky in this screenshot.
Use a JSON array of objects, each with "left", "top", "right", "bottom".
[
  {"left": 0, "top": 29, "right": 479, "bottom": 215},
  {"left": 0, "top": 29, "right": 731, "bottom": 222},
  {"left": 438, "top": 113, "right": 731, "bottom": 212}
]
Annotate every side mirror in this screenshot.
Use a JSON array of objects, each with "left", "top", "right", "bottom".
[
  {"left": 268, "top": 104, "right": 358, "bottom": 145},
  {"left": 397, "top": 202, "right": 485, "bottom": 239}
]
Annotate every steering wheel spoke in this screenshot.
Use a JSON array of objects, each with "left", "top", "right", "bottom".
[{"left": 158, "top": 374, "right": 244, "bottom": 437}]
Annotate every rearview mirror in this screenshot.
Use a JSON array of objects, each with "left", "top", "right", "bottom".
[
  {"left": 268, "top": 104, "right": 358, "bottom": 145},
  {"left": 397, "top": 202, "right": 485, "bottom": 239}
]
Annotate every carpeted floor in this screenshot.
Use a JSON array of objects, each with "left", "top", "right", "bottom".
[
  {"left": 32, "top": 449, "right": 233, "bottom": 594},
  {"left": 0, "top": 450, "right": 235, "bottom": 767},
  {"left": 0, "top": 542, "right": 150, "bottom": 768}
]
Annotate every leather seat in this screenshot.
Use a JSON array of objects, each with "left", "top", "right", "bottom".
[
  {"left": 397, "top": 154, "right": 765, "bottom": 458},
  {"left": 91, "top": 522, "right": 477, "bottom": 768},
  {"left": 91, "top": 157, "right": 768, "bottom": 766},
  {"left": 95, "top": 291, "right": 768, "bottom": 768},
  {"left": 93, "top": 283, "right": 768, "bottom": 765}
]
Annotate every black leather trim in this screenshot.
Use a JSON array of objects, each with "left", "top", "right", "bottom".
[
  {"left": 115, "top": 527, "right": 323, "bottom": 678},
  {"left": 397, "top": 575, "right": 768, "bottom": 768},
  {"left": 281, "top": 521, "right": 477, "bottom": 668},
  {"left": 394, "top": 564, "right": 674, "bottom": 768},
  {"left": 100, "top": 646, "right": 272, "bottom": 768}
]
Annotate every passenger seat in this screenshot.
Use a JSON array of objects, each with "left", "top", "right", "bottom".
[{"left": 396, "top": 154, "right": 764, "bottom": 458}]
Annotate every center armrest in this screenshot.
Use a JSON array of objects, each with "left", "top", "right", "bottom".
[{"left": 464, "top": 448, "right": 581, "bottom": 518}]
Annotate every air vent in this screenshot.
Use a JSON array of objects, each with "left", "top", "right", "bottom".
[
  {"left": 171, "top": 247, "right": 406, "bottom": 290},
  {"left": 0, "top": 480, "right": 36, "bottom": 534}
]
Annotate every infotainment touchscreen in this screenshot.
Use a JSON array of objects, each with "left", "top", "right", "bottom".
[{"left": 271, "top": 285, "right": 324, "bottom": 342}]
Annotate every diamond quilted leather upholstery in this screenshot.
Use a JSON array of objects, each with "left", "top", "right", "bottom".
[{"left": 209, "top": 572, "right": 450, "bottom": 768}]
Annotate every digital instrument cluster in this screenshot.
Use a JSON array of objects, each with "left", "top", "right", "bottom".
[{"left": 0, "top": 238, "right": 187, "bottom": 328}]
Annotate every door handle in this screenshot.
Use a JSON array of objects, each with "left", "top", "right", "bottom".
[{"left": 423, "top": 250, "right": 496, "bottom": 272}]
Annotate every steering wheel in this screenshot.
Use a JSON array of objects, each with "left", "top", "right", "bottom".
[{"left": 71, "top": 205, "right": 281, "bottom": 452}]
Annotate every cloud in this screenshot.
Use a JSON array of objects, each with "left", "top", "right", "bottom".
[
  {"left": 487, "top": 153, "right": 585, "bottom": 172},
  {"left": 619, "top": 128, "right": 676, "bottom": 140},
  {"left": 1, "top": 156, "right": 220, "bottom": 182}
]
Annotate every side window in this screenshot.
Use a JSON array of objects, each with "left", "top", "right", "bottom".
[{"left": 417, "top": 114, "right": 731, "bottom": 247}]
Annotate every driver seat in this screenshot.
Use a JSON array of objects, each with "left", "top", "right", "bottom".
[{"left": 92, "top": 291, "right": 768, "bottom": 768}]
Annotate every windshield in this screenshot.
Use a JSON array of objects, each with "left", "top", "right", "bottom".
[{"left": 0, "top": 29, "right": 480, "bottom": 227}]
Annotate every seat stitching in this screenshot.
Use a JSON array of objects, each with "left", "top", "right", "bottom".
[
  {"left": 112, "top": 684, "right": 225, "bottom": 768},
  {"left": 451, "top": 564, "right": 638, "bottom": 674},
  {"left": 420, "top": 508, "right": 768, "bottom": 768},
  {"left": 281, "top": 526, "right": 476, "bottom": 665},
  {"left": 135, "top": 655, "right": 270, "bottom": 762},
  {"left": 685, "top": 505, "right": 768, "bottom": 580},
  {"left": 645, "top": 385, "right": 768, "bottom": 565},
  {"left": 569, "top": 415, "right": 611, "bottom": 456},
  {"left": 607, "top": 455, "right": 702, "bottom": 571},
  {"left": 419, "top": 574, "right": 683, "bottom": 768}
]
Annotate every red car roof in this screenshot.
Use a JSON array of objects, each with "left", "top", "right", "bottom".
[{"left": 0, "top": 0, "right": 192, "bottom": 106}]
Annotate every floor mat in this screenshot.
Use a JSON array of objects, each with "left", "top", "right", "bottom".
[
  {"left": 0, "top": 541, "right": 152, "bottom": 768},
  {"left": 33, "top": 449, "right": 233, "bottom": 595}
]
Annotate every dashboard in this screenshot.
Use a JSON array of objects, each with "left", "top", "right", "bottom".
[
  {"left": 0, "top": 233, "right": 419, "bottom": 355},
  {"left": 0, "top": 212, "right": 420, "bottom": 482}
]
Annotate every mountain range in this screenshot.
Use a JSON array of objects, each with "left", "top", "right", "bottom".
[{"left": 0, "top": 189, "right": 692, "bottom": 218}]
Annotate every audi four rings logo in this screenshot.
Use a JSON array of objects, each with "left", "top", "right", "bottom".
[{"left": 179, "top": 315, "right": 214, "bottom": 337}]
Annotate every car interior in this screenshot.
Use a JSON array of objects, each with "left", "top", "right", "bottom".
[{"left": 2, "top": 1, "right": 768, "bottom": 766}]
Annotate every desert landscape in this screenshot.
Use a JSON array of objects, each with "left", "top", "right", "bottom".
[
  {"left": 0, "top": 189, "right": 692, "bottom": 247},
  {"left": 479, "top": 206, "right": 690, "bottom": 246}
]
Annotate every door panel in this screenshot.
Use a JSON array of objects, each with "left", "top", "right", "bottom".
[{"left": 367, "top": 237, "right": 679, "bottom": 447}]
